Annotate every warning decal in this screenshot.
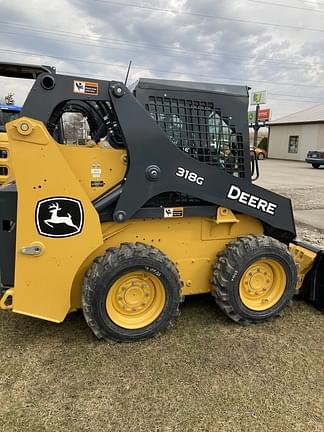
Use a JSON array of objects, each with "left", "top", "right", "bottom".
[
  {"left": 73, "top": 80, "right": 99, "bottom": 96},
  {"left": 91, "top": 180, "right": 105, "bottom": 188},
  {"left": 91, "top": 164, "right": 102, "bottom": 178},
  {"left": 163, "top": 207, "right": 184, "bottom": 218}
]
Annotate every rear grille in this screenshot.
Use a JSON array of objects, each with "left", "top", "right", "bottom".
[
  {"left": 0, "top": 166, "right": 8, "bottom": 176},
  {"left": 0, "top": 182, "right": 17, "bottom": 286},
  {"left": 0, "top": 148, "right": 8, "bottom": 159},
  {"left": 146, "top": 96, "right": 245, "bottom": 177}
]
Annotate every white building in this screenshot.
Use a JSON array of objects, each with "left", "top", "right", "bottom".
[{"left": 268, "top": 104, "right": 324, "bottom": 161}]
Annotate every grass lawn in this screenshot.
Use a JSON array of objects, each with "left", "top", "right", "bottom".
[{"left": 0, "top": 293, "right": 323, "bottom": 432}]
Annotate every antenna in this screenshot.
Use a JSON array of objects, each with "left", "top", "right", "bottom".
[{"left": 124, "top": 60, "right": 132, "bottom": 86}]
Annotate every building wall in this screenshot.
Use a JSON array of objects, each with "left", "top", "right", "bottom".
[
  {"left": 268, "top": 123, "right": 324, "bottom": 160},
  {"left": 319, "top": 124, "right": 324, "bottom": 147}
]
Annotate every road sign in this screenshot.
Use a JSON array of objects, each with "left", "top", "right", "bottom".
[
  {"left": 248, "top": 108, "right": 271, "bottom": 123},
  {"left": 258, "top": 108, "right": 271, "bottom": 121},
  {"left": 248, "top": 111, "right": 256, "bottom": 123},
  {"left": 251, "top": 91, "right": 267, "bottom": 105}
]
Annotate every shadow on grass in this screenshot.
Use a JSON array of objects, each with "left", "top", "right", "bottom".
[{"left": 1, "top": 293, "right": 226, "bottom": 347}]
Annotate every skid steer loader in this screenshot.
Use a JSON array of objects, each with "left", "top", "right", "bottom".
[{"left": 0, "top": 62, "right": 323, "bottom": 342}]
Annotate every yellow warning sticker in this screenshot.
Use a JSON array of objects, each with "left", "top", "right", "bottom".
[
  {"left": 73, "top": 80, "right": 99, "bottom": 96},
  {"left": 163, "top": 207, "right": 184, "bottom": 218}
]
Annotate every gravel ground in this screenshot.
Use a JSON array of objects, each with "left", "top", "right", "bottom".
[{"left": 0, "top": 160, "right": 324, "bottom": 432}]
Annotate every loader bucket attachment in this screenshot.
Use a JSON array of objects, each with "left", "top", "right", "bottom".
[
  {"left": 293, "top": 241, "right": 324, "bottom": 311},
  {"left": 305, "top": 250, "right": 324, "bottom": 310}
]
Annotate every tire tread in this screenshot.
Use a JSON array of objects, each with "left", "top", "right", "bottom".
[
  {"left": 82, "top": 242, "right": 183, "bottom": 342},
  {"left": 211, "top": 235, "right": 297, "bottom": 325}
]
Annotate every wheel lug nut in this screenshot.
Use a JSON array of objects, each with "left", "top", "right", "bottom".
[{"left": 118, "top": 296, "right": 123, "bottom": 301}]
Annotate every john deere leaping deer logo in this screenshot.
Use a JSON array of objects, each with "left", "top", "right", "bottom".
[
  {"left": 45, "top": 202, "right": 79, "bottom": 230},
  {"left": 36, "top": 197, "right": 83, "bottom": 238}
]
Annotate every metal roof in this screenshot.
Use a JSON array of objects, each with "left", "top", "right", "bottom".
[
  {"left": 131, "top": 78, "right": 249, "bottom": 97},
  {"left": 270, "top": 103, "right": 324, "bottom": 125}
]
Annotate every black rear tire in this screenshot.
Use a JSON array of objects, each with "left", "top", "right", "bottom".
[
  {"left": 211, "top": 235, "right": 297, "bottom": 325},
  {"left": 312, "top": 164, "right": 320, "bottom": 169},
  {"left": 82, "top": 243, "right": 183, "bottom": 342}
]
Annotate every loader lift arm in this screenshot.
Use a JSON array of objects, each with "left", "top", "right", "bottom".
[{"left": 0, "top": 62, "right": 55, "bottom": 79}]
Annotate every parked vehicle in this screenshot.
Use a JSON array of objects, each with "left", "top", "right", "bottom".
[
  {"left": 306, "top": 149, "right": 324, "bottom": 168},
  {"left": 250, "top": 146, "right": 267, "bottom": 160},
  {"left": 0, "top": 104, "right": 21, "bottom": 132}
]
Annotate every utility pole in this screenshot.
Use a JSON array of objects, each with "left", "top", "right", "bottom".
[{"left": 253, "top": 103, "right": 260, "bottom": 148}]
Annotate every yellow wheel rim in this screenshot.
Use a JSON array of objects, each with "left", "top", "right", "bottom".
[
  {"left": 106, "top": 271, "right": 166, "bottom": 329},
  {"left": 239, "top": 259, "right": 286, "bottom": 311}
]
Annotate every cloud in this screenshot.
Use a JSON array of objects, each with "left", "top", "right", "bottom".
[{"left": 0, "top": 0, "right": 324, "bottom": 117}]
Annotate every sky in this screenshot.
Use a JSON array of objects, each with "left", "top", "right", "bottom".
[{"left": 0, "top": 0, "right": 324, "bottom": 120}]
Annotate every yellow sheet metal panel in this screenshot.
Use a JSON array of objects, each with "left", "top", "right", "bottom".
[
  {"left": 289, "top": 243, "right": 317, "bottom": 289},
  {"left": 99, "top": 215, "right": 263, "bottom": 297},
  {"left": 69, "top": 215, "right": 263, "bottom": 310},
  {"left": 0, "top": 132, "right": 7, "bottom": 142},
  {"left": 6, "top": 118, "right": 104, "bottom": 322},
  {"left": 59, "top": 145, "right": 126, "bottom": 200}
]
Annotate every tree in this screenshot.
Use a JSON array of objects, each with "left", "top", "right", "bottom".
[
  {"left": 0, "top": 92, "right": 15, "bottom": 105},
  {"left": 258, "top": 137, "right": 268, "bottom": 151}
]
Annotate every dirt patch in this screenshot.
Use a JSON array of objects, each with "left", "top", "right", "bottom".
[
  {"left": 297, "top": 224, "right": 324, "bottom": 247},
  {"left": 277, "top": 186, "right": 324, "bottom": 211}
]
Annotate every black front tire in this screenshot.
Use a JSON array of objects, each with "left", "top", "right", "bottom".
[
  {"left": 82, "top": 243, "right": 183, "bottom": 342},
  {"left": 212, "top": 235, "right": 297, "bottom": 325}
]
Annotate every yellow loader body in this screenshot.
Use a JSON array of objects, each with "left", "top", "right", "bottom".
[{"left": 2, "top": 117, "right": 266, "bottom": 322}]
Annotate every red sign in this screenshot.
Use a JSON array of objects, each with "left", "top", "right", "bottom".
[{"left": 258, "top": 108, "right": 271, "bottom": 121}]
